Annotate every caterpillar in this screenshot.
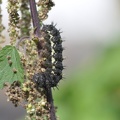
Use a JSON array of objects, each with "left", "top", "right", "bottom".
[{"left": 33, "top": 23, "right": 64, "bottom": 88}]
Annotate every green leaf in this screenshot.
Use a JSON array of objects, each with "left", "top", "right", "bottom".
[{"left": 0, "top": 45, "right": 24, "bottom": 89}]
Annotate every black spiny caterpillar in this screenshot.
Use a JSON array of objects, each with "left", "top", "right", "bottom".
[{"left": 33, "top": 23, "right": 64, "bottom": 88}]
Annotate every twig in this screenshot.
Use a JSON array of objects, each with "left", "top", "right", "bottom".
[
  {"left": 45, "top": 87, "right": 57, "bottom": 120},
  {"left": 28, "top": 0, "right": 57, "bottom": 119},
  {"left": 29, "top": 0, "right": 42, "bottom": 51},
  {"left": 29, "top": 0, "right": 40, "bottom": 37}
]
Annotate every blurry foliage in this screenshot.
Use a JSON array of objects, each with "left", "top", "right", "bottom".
[{"left": 53, "top": 41, "right": 120, "bottom": 120}]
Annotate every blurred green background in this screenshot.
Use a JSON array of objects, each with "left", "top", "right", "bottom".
[
  {"left": 17, "top": 40, "right": 120, "bottom": 120},
  {"left": 53, "top": 41, "right": 120, "bottom": 120}
]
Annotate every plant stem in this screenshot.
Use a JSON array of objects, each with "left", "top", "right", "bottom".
[
  {"left": 29, "top": 0, "right": 57, "bottom": 119},
  {"left": 29, "top": 0, "right": 42, "bottom": 51},
  {"left": 29, "top": 0, "right": 40, "bottom": 37},
  {"left": 45, "top": 87, "right": 57, "bottom": 120}
]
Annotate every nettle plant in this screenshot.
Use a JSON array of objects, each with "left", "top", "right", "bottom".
[{"left": 0, "top": 0, "right": 64, "bottom": 120}]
